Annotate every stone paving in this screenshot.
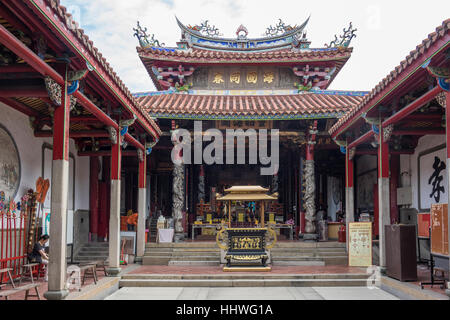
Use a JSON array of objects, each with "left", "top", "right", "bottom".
[{"left": 105, "top": 286, "right": 399, "bottom": 300}]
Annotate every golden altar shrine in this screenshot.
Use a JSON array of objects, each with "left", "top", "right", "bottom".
[{"left": 215, "top": 186, "right": 278, "bottom": 271}]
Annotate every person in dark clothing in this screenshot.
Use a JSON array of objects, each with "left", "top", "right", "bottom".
[{"left": 29, "top": 234, "right": 49, "bottom": 281}]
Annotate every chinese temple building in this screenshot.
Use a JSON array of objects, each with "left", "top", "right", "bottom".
[
  {"left": 0, "top": 0, "right": 449, "bottom": 300},
  {"left": 134, "top": 17, "right": 367, "bottom": 242}
]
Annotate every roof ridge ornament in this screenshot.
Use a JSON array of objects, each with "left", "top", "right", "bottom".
[
  {"left": 325, "top": 22, "right": 357, "bottom": 48},
  {"left": 187, "top": 20, "right": 222, "bottom": 37},
  {"left": 236, "top": 24, "right": 249, "bottom": 39},
  {"left": 133, "top": 21, "right": 165, "bottom": 48},
  {"left": 264, "top": 19, "right": 297, "bottom": 37}
]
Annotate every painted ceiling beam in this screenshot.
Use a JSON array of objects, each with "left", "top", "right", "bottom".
[{"left": 382, "top": 86, "right": 442, "bottom": 128}]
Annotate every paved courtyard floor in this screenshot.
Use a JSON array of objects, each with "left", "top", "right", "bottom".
[{"left": 105, "top": 286, "right": 399, "bottom": 300}]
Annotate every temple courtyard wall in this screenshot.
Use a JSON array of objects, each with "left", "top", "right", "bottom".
[{"left": 0, "top": 101, "right": 90, "bottom": 249}]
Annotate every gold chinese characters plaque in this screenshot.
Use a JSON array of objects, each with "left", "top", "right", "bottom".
[
  {"left": 348, "top": 222, "right": 372, "bottom": 267},
  {"left": 247, "top": 71, "right": 258, "bottom": 84},
  {"left": 230, "top": 72, "right": 241, "bottom": 84},
  {"left": 263, "top": 72, "right": 274, "bottom": 84},
  {"left": 213, "top": 72, "right": 225, "bottom": 84}
]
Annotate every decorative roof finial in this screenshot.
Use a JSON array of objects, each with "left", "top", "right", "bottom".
[
  {"left": 187, "top": 20, "right": 222, "bottom": 37},
  {"left": 264, "top": 19, "right": 297, "bottom": 37},
  {"left": 133, "top": 21, "right": 165, "bottom": 48},
  {"left": 325, "top": 22, "right": 357, "bottom": 48},
  {"left": 236, "top": 25, "right": 248, "bottom": 39}
]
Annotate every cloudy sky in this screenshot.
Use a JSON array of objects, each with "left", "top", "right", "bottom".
[{"left": 60, "top": 0, "right": 449, "bottom": 93}]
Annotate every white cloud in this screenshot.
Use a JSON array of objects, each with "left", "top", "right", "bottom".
[{"left": 61, "top": 0, "right": 450, "bottom": 93}]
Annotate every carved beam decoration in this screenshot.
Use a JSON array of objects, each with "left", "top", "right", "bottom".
[
  {"left": 44, "top": 76, "right": 77, "bottom": 110},
  {"left": 383, "top": 124, "right": 394, "bottom": 142},
  {"left": 107, "top": 126, "right": 118, "bottom": 145},
  {"left": 348, "top": 147, "right": 356, "bottom": 161},
  {"left": 436, "top": 92, "right": 447, "bottom": 108},
  {"left": 137, "top": 149, "right": 144, "bottom": 162}
]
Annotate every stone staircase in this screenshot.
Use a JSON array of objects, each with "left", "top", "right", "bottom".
[
  {"left": 143, "top": 242, "right": 220, "bottom": 266},
  {"left": 148, "top": 218, "right": 157, "bottom": 243},
  {"left": 74, "top": 242, "right": 109, "bottom": 263},
  {"left": 142, "top": 241, "right": 347, "bottom": 266},
  {"left": 119, "top": 273, "right": 370, "bottom": 288}
]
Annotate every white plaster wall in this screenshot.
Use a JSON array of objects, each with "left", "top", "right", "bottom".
[
  {"left": 0, "top": 102, "right": 90, "bottom": 242},
  {"left": 406, "top": 135, "right": 447, "bottom": 212}
]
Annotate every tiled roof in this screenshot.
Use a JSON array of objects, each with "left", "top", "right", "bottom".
[
  {"left": 137, "top": 92, "right": 364, "bottom": 120},
  {"left": 27, "top": 0, "right": 161, "bottom": 137},
  {"left": 329, "top": 19, "right": 450, "bottom": 137},
  {"left": 137, "top": 46, "right": 353, "bottom": 64}
]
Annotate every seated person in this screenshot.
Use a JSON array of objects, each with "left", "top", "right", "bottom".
[{"left": 29, "top": 234, "right": 49, "bottom": 282}]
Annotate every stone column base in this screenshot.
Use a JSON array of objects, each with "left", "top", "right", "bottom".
[
  {"left": 134, "top": 256, "right": 143, "bottom": 263},
  {"left": 106, "top": 267, "right": 122, "bottom": 276},
  {"left": 44, "top": 289, "right": 69, "bottom": 300},
  {"left": 303, "top": 233, "right": 318, "bottom": 242}
]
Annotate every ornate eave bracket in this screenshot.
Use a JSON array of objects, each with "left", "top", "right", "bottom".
[
  {"left": 383, "top": 124, "right": 394, "bottom": 143},
  {"left": 436, "top": 91, "right": 447, "bottom": 108},
  {"left": 44, "top": 76, "right": 77, "bottom": 111},
  {"left": 107, "top": 126, "right": 118, "bottom": 145},
  {"left": 145, "top": 141, "right": 158, "bottom": 155}
]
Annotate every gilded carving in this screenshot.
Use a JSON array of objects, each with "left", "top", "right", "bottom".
[
  {"left": 213, "top": 72, "right": 225, "bottom": 84},
  {"left": 230, "top": 72, "right": 241, "bottom": 84},
  {"left": 263, "top": 72, "right": 274, "bottom": 84},
  {"left": 246, "top": 71, "right": 258, "bottom": 84}
]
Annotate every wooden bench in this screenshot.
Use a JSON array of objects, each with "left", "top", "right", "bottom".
[
  {"left": 19, "top": 263, "right": 41, "bottom": 285},
  {"left": 0, "top": 268, "right": 41, "bottom": 300},
  {"left": 0, "top": 268, "right": 14, "bottom": 288},
  {"left": 92, "top": 260, "right": 108, "bottom": 277},
  {"left": 0, "top": 283, "right": 41, "bottom": 300},
  {"left": 78, "top": 264, "right": 98, "bottom": 285}
]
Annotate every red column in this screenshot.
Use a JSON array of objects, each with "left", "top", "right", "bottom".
[
  {"left": 390, "top": 154, "right": 400, "bottom": 224},
  {"left": 345, "top": 146, "right": 354, "bottom": 246},
  {"left": 107, "top": 128, "right": 122, "bottom": 275},
  {"left": 378, "top": 126, "right": 390, "bottom": 268},
  {"left": 45, "top": 66, "right": 70, "bottom": 300},
  {"left": 89, "top": 156, "right": 99, "bottom": 240}
]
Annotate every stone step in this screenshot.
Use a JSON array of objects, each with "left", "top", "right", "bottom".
[
  {"left": 168, "top": 261, "right": 221, "bottom": 266},
  {"left": 122, "top": 273, "right": 369, "bottom": 280},
  {"left": 77, "top": 251, "right": 109, "bottom": 256},
  {"left": 142, "top": 256, "right": 171, "bottom": 265},
  {"left": 271, "top": 261, "right": 326, "bottom": 266},
  {"left": 119, "top": 278, "right": 369, "bottom": 288},
  {"left": 85, "top": 242, "right": 109, "bottom": 247},
  {"left": 169, "top": 256, "right": 221, "bottom": 261}
]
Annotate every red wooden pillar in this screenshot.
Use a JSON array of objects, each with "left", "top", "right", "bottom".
[
  {"left": 345, "top": 146, "right": 354, "bottom": 246},
  {"left": 107, "top": 129, "right": 122, "bottom": 275},
  {"left": 136, "top": 150, "right": 147, "bottom": 258},
  {"left": 378, "top": 126, "right": 390, "bottom": 268},
  {"left": 89, "top": 156, "right": 100, "bottom": 241},
  {"left": 44, "top": 67, "right": 70, "bottom": 300}
]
